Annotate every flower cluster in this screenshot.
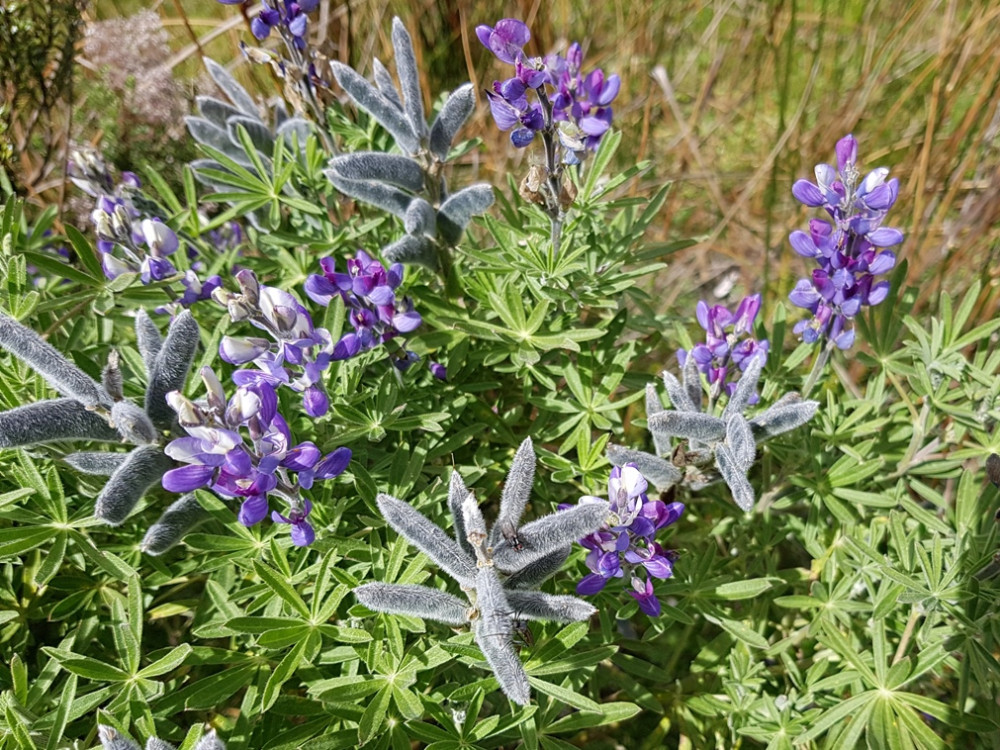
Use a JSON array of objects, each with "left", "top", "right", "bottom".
[
  {"left": 678, "top": 294, "right": 769, "bottom": 403},
  {"left": 215, "top": 269, "right": 335, "bottom": 417},
  {"left": 304, "top": 250, "right": 422, "bottom": 360},
  {"left": 70, "top": 149, "right": 226, "bottom": 309},
  {"left": 245, "top": 0, "right": 319, "bottom": 46},
  {"left": 570, "top": 464, "right": 683, "bottom": 617},
  {"left": 788, "top": 134, "right": 903, "bottom": 350},
  {"left": 477, "top": 19, "right": 620, "bottom": 162},
  {"left": 161, "top": 366, "right": 350, "bottom": 546}
]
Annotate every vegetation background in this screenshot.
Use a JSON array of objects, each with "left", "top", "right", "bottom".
[
  {"left": 3, "top": 1, "right": 1000, "bottom": 748},
  {"left": 6, "top": 0, "right": 1000, "bottom": 324}
]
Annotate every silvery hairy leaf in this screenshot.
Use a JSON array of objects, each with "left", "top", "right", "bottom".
[
  {"left": 146, "top": 739, "right": 176, "bottom": 750},
  {"left": 331, "top": 62, "right": 419, "bottom": 154},
  {"left": 376, "top": 493, "right": 477, "bottom": 585},
  {"left": 506, "top": 590, "right": 596, "bottom": 623},
  {"left": 197, "top": 95, "right": 243, "bottom": 127},
  {"left": 682, "top": 353, "right": 702, "bottom": 413},
  {"left": 354, "top": 582, "right": 469, "bottom": 625},
  {"left": 473, "top": 566, "right": 530, "bottom": 706},
  {"left": 645, "top": 383, "right": 670, "bottom": 456},
  {"left": 448, "top": 470, "right": 476, "bottom": 559},
  {"left": 94, "top": 445, "right": 173, "bottom": 526},
  {"left": 662, "top": 370, "right": 697, "bottom": 413},
  {"left": 382, "top": 234, "right": 436, "bottom": 268},
  {"left": 726, "top": 415, "right": 756, "bottom": 469},
  {"left": 329, "top": 153, "right": 425, "bottom": 192},
  {"left": 372, "top": 58, "right": 403, "bottom": 110},
  {"left": 429, "top": 83, "right": 475, "bottom": 161},
  {"left": 145, "top": 311, "right": 199, "bottom": 429},
  {"left": 102, "top": 350, "right": 124, "bottom": 402},
  {"left": 749, "top": 399, "right": 819, "bottom": 442},
  {"left": 98, "top": 726, "right": 141, "bottom": 750},
  {"left": 226, "top": 116, "right": 275, "bottom": 156},
  {"left": 715, "top": 442, "right": 755, "bottom": 512},
  {"left": 141, "top": 493, "right": 210, "bottom": 555},
  {"left": 185, "top": 117, "right": 252, "bottom": 167},
  {"left": 0, "top": 313, "right": 111, "bottom": 409},
  {"left": 722, "top": 350, "right": 766, "bottom": 422},
  {"left": 325, "top": 170, "right": 412, "bottom": 219},
  {"left": 404, "top": 198, "right": 437, "bottom": 237},
  {"left": 110, "top": 399, "right": 158, "bottom": 445},
  {"left": 391, "top": 17, "right": 427, "bottom": 140},
  {"left": 647, "top": 410, "right": 726, "bottom": 443},
  {"left": 203, "top": 57, "right": 259, "bottom": 118},
  {"left": 193, "top": 731, "right": 226, "bottom": 750},
  {"left": 488, "top": 437, "right": 534, "bottom": 548},
  {"left": 606, "top": 444, "right": 682, "bottom": 491},
  {"left": 493, "top": 500, "right": 609, "bottom": 573},
  {"left": 502, "top": 547, "right": 570, "bottom": 590},
  {"left": 0, "top": 399, "right": 120, "bottom": 447},
  {"left": 64, "top": 451, "right": 129, "bottom": 476},
  {"left": 462, "top": 493, "right": 488, "bottom": 543},
  {"left": 134, "top": 310, "right": 162, "bottom": 377},
  {"left": 275, "top": 117, "right": 313, "bottom": 150},
  {"left": 437, "top": 185, "right": 495, "bottom": 244}
]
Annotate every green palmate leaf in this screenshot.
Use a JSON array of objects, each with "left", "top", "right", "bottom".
[
  {"left": 137, "top": 644, "right": 192, "bottom": 679},
  {"left": 526, "top": 677, "right": 600, "bottom": 712},
  {"left": 546, "top": 701, "right": 641, "bottom": 733},
  {"left": 261, "top": 633, "right": 314, "bottom": 712},
  {"left": 44, "top": 674, "right": 77, "bottom": 750},
  {"left": 252, "top": 560, "right": 311, "bottom": 618},
  {"left": 41, "top": 648, "right": 129, "bottom": 682},
  {"left": 357, "top": 682, "right": 393, "bottom": 745},
  {"left": 710, "top": 578, "right": 777, "bottom": 600},
  {"left": 0, "top": 526, "right": 57, "bottom": 557}
]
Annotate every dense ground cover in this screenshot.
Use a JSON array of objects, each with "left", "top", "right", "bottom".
[{"left": 1, "top": 2, "right": 999, "bottom": 748}]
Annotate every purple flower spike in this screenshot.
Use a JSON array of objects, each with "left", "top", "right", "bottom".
[
  {"left": 304, "top": 251, "right": 422, "bottom": 363},
  {"left": 571, "top": 463, "right": 682, "bottom": 618},
  {"left": 788, "top": 134, "right": 903, "bottom": 350},
  {"left": 161, "top": 367, "right": 348, "bottom": 546},
  {"left": 679, "top": 294, "right": 769, "bottom": 402},
  {"left": 477, "top": 18, "right": 619, "bottom": 164}
]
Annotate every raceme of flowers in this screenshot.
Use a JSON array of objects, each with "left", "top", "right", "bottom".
[
  {"left": 69, "top": 148, "right": 225, "bottom": 311},
  {"left": 246, "top": 0, "right": 320, "bottom": 46},
  {"left": 215, "top": 269, "right": 336, "bottom": 418},
  {"left": 677, "top": 293, "right": 769, "bottom": 404},
  {"left": 161, "top": 365, "right": 351, "bottom": 546},
  {"left": 304, "top": 250, "right": 422, "bottom": 360},
  {"left": 788, "top": 133, "right": 903, "bottom": 350},
  {"left": 568, "top": 463, "right": 683, "bottom": 617},
  {"left": 477, "top": 18, "right": 620, "bottom": 162}
]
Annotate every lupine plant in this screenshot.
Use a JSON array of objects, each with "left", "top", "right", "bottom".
[{"left": 3, "top": 8, "right": 1000, "bottom": 750}]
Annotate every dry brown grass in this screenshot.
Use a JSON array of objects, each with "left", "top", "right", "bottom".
[{"left": 64, "top": 0, "right": 1000, "bottom": 320}]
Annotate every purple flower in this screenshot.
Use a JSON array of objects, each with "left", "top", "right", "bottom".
[
  {"left": 160, "top": 367, "right": 350, "bottom": 546},
  {"left": 429, "top": 361, "right": 447, "bottom": 380},
  {"left": 476, "top": 19, "right": 619, "bottom": 161},
  {"left": 272, "top": 500, "right": 315, "bottom": 546},
  {"left": 214, "top": 270, "right": 335, "bottom": 416},
  {"left": 678, "top": 294, "right": 769, "bottom": 402},
  {"left": 789, "top": 134, "right": 902, "bottom": 350},
  {"left": 571, "top": 464, "right": 683, "bottom": 618},
  {"left": 304, "top": 251, "right": 422, "bottom": 361},
  {"left": 475, "top": 19, "right": 531, "bottom": 65}
]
